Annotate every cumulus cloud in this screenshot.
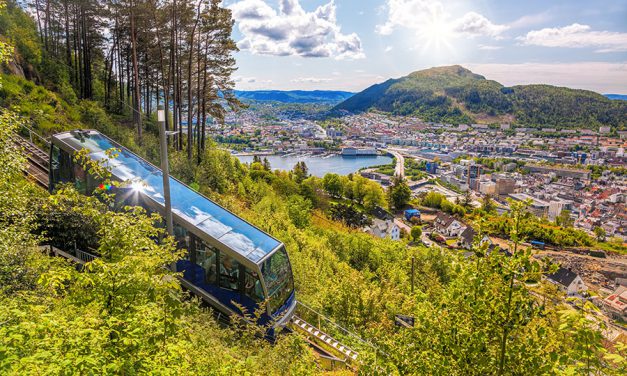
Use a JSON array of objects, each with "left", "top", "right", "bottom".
[
  {"left": 290, "top": 77, "right": 333, "bottom": 83},
  {"left": 376, "top": 0, "right": 507, "bottom": 39},
  {"left": 376, "top": 0, "right": 444, "bottom": 35},
  {"left": 229, "top": 0, "right": 365, "bottom": 59},
  {"left": 517, "top": 23, "right": 627, "bottom": 52},
  {"left": 453, "top": 12, "right": 508, "bottom": 39}
]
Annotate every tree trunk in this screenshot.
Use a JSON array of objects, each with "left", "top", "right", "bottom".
[{"left": 129, "top": 3, "right": 142, "bottom": 141}]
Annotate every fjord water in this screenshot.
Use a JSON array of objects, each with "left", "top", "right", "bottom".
[{"left": 236, "top": 154, "right": 393, "bottom": 177}]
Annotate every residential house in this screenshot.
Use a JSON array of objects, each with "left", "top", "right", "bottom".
[
  {"left": 546, "top": 267, "right": 587, "bottom": 296},
  {"left": 459, "top": 227, "right": 494, "bottom": 250},
  {"left": 371, "top": 206, "right": 394, "bottom": 221},
  {"left": 434, "top": 212, "right": 467, "bottom": 237},
  {"left": 365, "top": 218, "right": 400, "bottom": 240}
]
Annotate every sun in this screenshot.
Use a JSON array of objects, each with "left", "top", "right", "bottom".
[{"left": 418, "top": 12, "right": 454, "bottom": 52}]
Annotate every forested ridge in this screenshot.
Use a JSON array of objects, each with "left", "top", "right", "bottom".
[
  {"left": 1, "top": 1, "right": 626, "bottom": 375},
  {"left": 334, "top": 65, "right": 627, "bottom": 129}
]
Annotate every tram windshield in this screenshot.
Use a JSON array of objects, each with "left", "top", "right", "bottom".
[{"left": 261, "top": 247, "right": 294, "bottom": 314}]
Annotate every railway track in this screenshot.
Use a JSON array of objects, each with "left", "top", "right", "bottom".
[
  {"left": 15, "top": 130, "right": 373, "bottom": 371},
  {"left": 11, "top": 133, "right": 49, "bottom": 189}
]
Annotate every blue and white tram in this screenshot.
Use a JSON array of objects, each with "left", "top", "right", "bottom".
[{"left": 48, "top": 130, "right": 296, "bottom": 330}]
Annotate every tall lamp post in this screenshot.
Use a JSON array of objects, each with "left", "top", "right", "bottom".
[{"left": 158, "top": 104, "right": 174, "bottom": 236}]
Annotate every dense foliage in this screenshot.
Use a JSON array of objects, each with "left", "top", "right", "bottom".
[
  {"left": 1, "top": 3, "right": 626, "bottom": 374},
  {"left": 333, "top": 65, "right": 627, "bottom": 129}
]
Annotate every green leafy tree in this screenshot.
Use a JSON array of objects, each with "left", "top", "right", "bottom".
[
  {"left": 299, "top": 176, "right": 322, "bottom": 206},
  {"left": 363, "top": 183, "right": 385, "bottom": 212},
  {"left": 286, "top": 195, "right": 312, "bottom": 228},
  {"left": 556, "top": 209, "right": 574, "bottom": 228},
  {"left": 422, "top": 191, "right": 445, "bottom": 208},
  {"left": 262, "top": 157, "right": 271, "bottom": 171},
  {"left": 481, "top": 194, "right": 497, "bottom": 214},
  {"left": 593, "top": 226, "right": 606, "bottom": 242},
  {"left": 461, "top": 189, "right": 473, "bottom": 210},
  {"left": 329, "top": 203, "right": 369, "bottom": 228},
  {"left": 322, "top": 173, "right": 342, "bottom": 197},
  {"left": 558, "top": 301, "right": 613, "bottom": 375},
  {"left": 387, "top": 176, "right": 411, "bottom": 210},
  {"left": 292, "top": 161, "right": 309, "bottom": 183},
  {"left": 410, "top": 226, "right": 422, "bottom": 242}
]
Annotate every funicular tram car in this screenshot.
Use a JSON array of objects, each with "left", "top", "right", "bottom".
[{"left": 48, "top": 130, "right": 296, "bottom": 331}]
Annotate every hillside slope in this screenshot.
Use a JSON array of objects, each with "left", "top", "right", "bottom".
[{"left": 334, "top": 65, "right": 627, "bottom": 129}]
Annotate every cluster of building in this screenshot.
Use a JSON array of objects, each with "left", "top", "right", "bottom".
[
  {"left": 221, "top": 108, "right": 626, "bottom": 241},
  {"left": 421, "top": 155, "right": 626, "bottom": 240}
]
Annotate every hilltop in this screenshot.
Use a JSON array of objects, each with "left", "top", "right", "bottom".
[{"left": 333, "top": 65, "right": 627, "bottom": 129}]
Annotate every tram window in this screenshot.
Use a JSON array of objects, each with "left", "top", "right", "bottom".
[
  {"left": 73, "top": 163, "right": 87, "bottom": 194},
  {"left": 195, "top": 239, "right": 217, "bottom": 285},
  {"left": 219, "top": 254, "right": 239, "bottom": 291},
  {"left": 52, "top": 147, "right": 73, "bottom": 187},
  {"left": 173, "top": 224, "right": 189, "bottom": 250},
  {"left": 244, "top": 268, "right": 264, "bottom": 302}
]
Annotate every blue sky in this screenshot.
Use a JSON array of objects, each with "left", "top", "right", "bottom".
[{"left": 224, "top": 0, "right": 627, "bottom": 93}]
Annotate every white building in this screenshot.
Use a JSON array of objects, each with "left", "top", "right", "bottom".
[
  {"left": 365, "top": 218, "right": 400, "bottom": 241},
  {"left": 434, "top": 213, "right": 467, "bottom": 237},
  {"left": 548, "top": 200, "right": 565, "bottom": 221},
  {"left": 546, "top": 267, "right": 587, "bottom": 296},
  {"left": 479, "top": 181, "right": 496, "bottom": 195}
]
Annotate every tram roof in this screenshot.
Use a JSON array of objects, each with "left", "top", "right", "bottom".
[{"left": 53, "top": 130, "right": 282, "bottom": 263}]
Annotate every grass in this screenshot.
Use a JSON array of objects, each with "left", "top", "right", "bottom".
[
  {"left": 594, "top": 239, "right": 627, "bottom": 255},
  {"left": 445, "top": 239, "right": 458, "bottom": 246}
]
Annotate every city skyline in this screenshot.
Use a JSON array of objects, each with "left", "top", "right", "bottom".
[{"left": 225, "top": 0, "right": 627, "bottom": 93}]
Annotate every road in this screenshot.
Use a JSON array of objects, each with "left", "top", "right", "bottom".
[{"left": 384, "top": 149, "right": 405, "bottom": 178}]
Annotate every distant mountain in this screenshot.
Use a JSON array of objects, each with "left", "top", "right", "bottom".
[
  {"left": 234, "top": 90, "right": 354, "bottom": 104},
  {"left": 333, "top": 65, "right": 627, "bottom": 129},
  {"left": 605, "top": 94, "right": 627, "bottom": 101}
]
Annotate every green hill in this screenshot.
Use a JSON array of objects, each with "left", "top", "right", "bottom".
[{"left": 334, "top": 65, "right": 627, "bottom": 129}]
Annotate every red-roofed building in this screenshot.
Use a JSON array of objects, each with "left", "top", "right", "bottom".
[{"left": 603, "top": 286, "right": 627, "bottom": 321}]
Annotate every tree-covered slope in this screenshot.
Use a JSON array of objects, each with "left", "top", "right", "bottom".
[{"left": 334, "top": 65, "right": 627, "bottom": 129}]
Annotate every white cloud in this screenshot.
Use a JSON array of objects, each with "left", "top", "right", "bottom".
[
  {"left": 233, "top": 75, "right": 258, "bottom": 83},
  {"left": 385, "top": 46, "right": 394, "bottom": 52},
  {"left": 453, "top": 12, "right": 508, "bottom": 39},
  {"left": 477, "top": 44, "right": 502, "bottom": 50},
  {"left": 376, "top": 0, "right": 444, "bottom": 36},
  {"left": 465, "top": 62, "right": 627, "bottom": 94},
  {"left": 376, "top": 0, "right": 507, "bottom": 39},
  {"left": 508, "top": 12, "right": 552, "bottom": 29},
  {"left": 229, "top": 0, "right": 365, "bottom": 59},
  {"left": 233, "top": 75, "right": 273, "bottom": 89},
  {"left": 517, "top": 23, "right": 627, "bottom": 52},
  {"left": 290, "top": 77, "right": 333, "bottom": 83}
]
